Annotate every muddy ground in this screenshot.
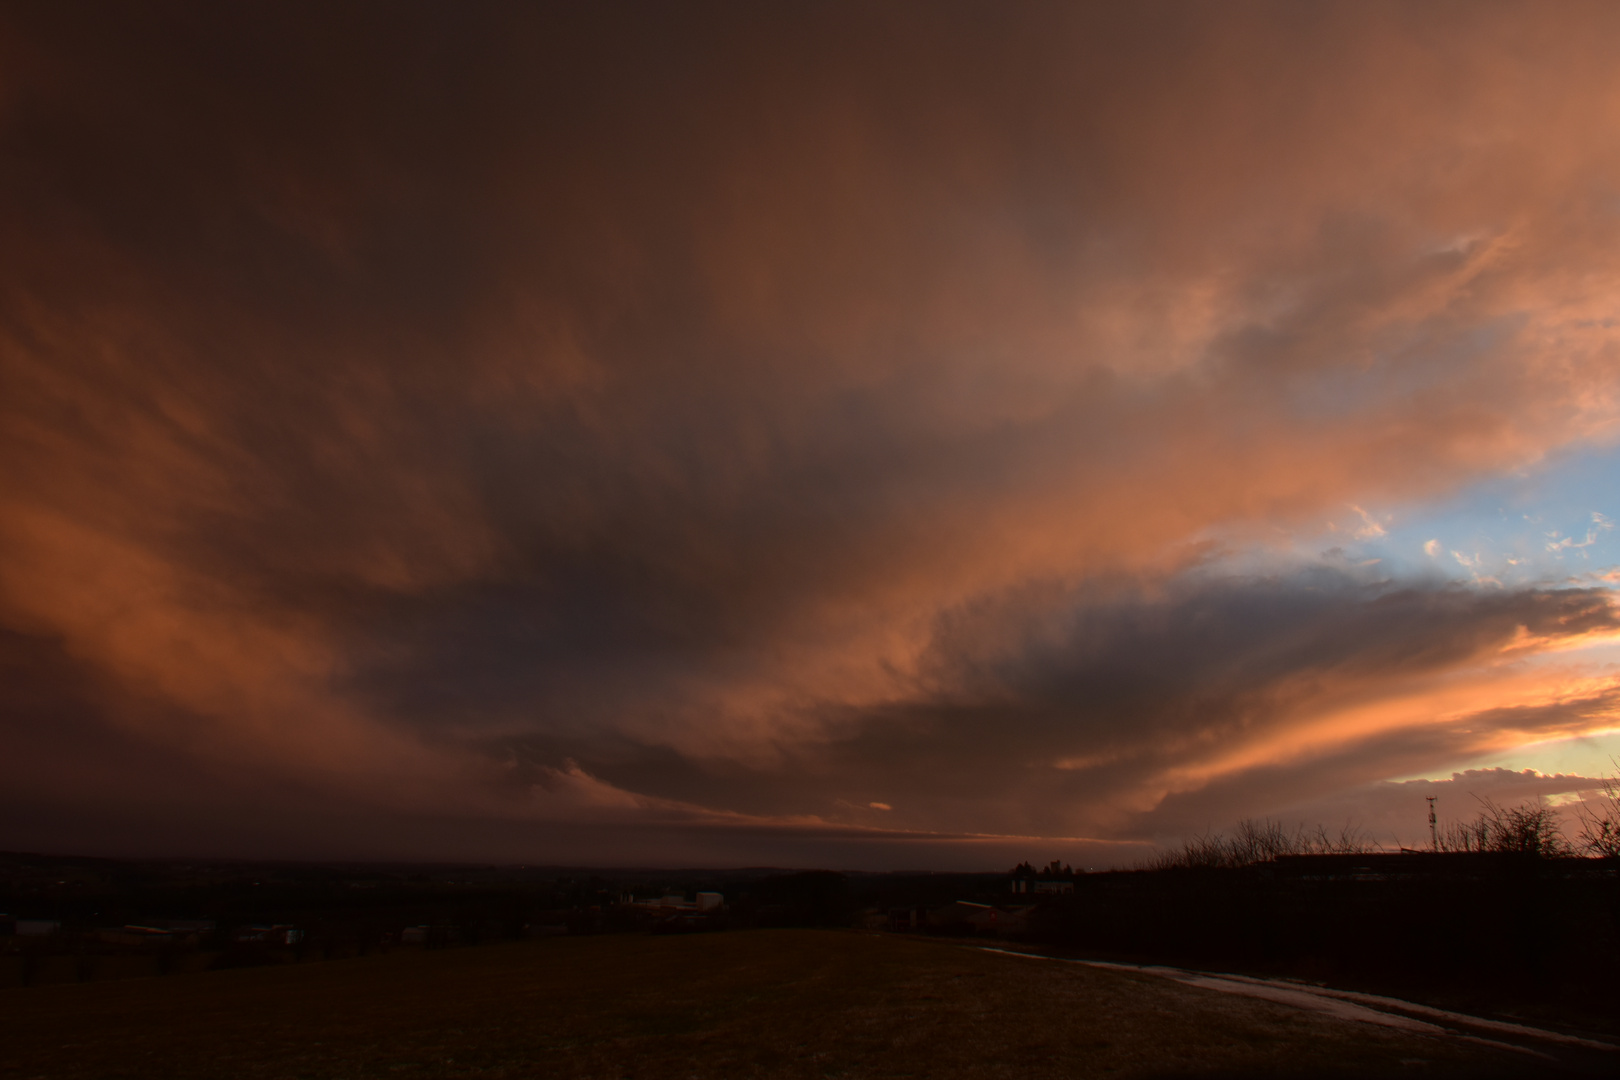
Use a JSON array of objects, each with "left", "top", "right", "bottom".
[{"left": 0, "top": 929, "right": 1585, "bottom": 1078}]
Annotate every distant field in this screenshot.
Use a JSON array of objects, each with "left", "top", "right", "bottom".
[{"left": 0, "top": 930, "right": 1539, "bottom": 1078}]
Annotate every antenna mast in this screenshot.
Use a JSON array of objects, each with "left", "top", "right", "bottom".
[{"left": 1426, "top": 796, "right": 1437, "bottom": 852}]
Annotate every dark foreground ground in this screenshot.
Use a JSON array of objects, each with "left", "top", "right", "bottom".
[{"left": 0, "top": 929, "right": 1579, "bottom": 1080}]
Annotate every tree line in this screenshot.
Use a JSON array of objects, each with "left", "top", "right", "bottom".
[{"left": 1149, "top": 767, "right": 1620, "bottom": 870}]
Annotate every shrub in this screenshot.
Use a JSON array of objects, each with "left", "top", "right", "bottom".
[
  {"left": 1438, "top": 797, "right": 1570, "bottom": 857},
  {"left": 1146, "top": 818, "right": 1373, "bottom": 870}
]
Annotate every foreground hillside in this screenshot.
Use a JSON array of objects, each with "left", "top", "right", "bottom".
[{"left": 0, "top": 929, "right": 1557, "bottom": 1079}]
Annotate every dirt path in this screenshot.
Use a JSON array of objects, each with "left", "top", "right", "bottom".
[{"left": 978, "top": 945, "right": 1620, "bottom": 1071}]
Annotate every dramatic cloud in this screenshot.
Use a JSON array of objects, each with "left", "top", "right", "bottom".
[{"left": 4, "top": 2, "right": 1620, "bottom": 865}]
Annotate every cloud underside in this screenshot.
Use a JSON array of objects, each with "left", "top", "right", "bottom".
[{"left": 4, "top": 3, "right": 1620, "bottom": 864}]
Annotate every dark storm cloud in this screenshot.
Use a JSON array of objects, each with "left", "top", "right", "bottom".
[
  {"left": 1138, "top": 696, "right": 1620, "bottom": 843},
  {"left": 563, "top": 573, "right": 1616, "bottom": 839},
  {"left": 5, "top": 2, "right": 1620, "bottom": 863}
]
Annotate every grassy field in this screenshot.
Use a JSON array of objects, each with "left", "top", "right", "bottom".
[{"left": 0, "top": 930, "right": 1539, "bottom": 1078}]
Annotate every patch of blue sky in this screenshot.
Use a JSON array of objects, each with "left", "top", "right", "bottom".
[
  {"left": 1241, "top": 441, "right": 1620, "bottom": 588},
  {"left": 1198, "top": 442, "right": 1620, "bottom": 784},
  {"left": 1366, "top": 445, "right": 1620, "bottom": 586},
  {"left": 1340, "top": 446, "right": 1620, "bottom": 782}
]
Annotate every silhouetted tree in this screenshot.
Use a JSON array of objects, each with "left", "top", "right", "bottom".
[
  {"left": 1575, "top": 764, "right": 1620, "bottom": 858},
  {"left": 1439, "top": 797, "right": 1570, "bottom": 857}
]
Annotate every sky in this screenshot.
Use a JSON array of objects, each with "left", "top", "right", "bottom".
[{"left": 4, "top": 1, "right": 1620, "bottom": 869}]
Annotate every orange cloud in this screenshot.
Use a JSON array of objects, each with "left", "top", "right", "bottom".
[{"left": 5, "top": 3, "right": 1620, "bottom": 864}]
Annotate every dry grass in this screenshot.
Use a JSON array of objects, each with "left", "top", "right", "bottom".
[{"left": 0, "top": 930, "right": 1528, "bottom": 1079}]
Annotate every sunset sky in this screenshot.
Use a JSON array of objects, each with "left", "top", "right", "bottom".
[{"left": 5, "top": 2, "right": 1620, "bottom": 869}]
